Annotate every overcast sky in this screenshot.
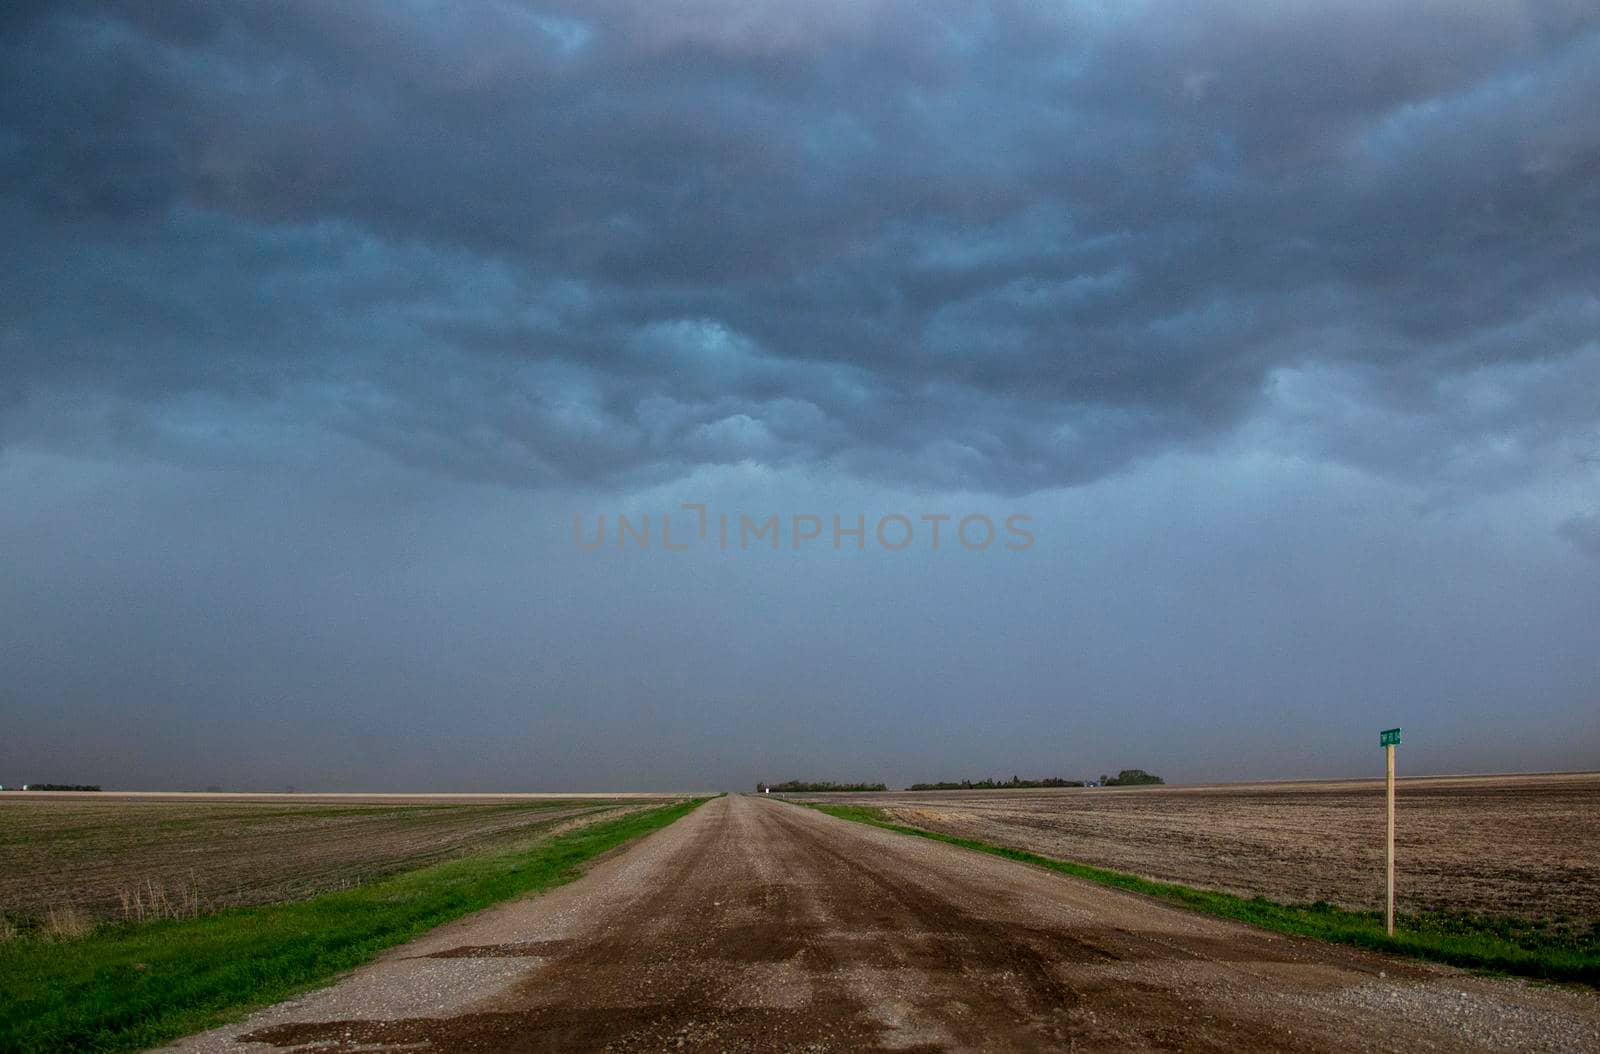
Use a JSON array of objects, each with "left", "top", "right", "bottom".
[{"left": 2, "top": 2, "right": 1596, "bottom": 791}]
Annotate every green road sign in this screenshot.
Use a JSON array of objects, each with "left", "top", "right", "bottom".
[{"left": 1379, "top": 727, "right": 1402, "bottom": 747}]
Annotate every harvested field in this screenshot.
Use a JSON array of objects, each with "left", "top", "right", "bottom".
[
  {"left": 795, "top": 772, "right": 1600, "bottom": 920},
  {"left": 0, "top": 793, "right": 676, "bottom": 924}
]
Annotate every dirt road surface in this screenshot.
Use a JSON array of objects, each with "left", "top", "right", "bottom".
[{"left": 170, "top": 795, "right": 1600, "bottom": 1053}]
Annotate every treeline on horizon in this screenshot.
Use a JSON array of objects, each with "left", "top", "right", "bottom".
[
  {"left": 760, "top": 769, "right": 1164, "bottom": 794},
  {"left": 908, "top": 776, "right": 1084, "bottom": 790},
  {"left": 758, "top": 781, "right": 889, "bottom": 793},
  {"left": 0, "top": 784, "right": 102, "bottom": 792},
  {"left": 911, "top": 770, "right": 1164, "bottom": 789},
  {"left": 1099, "top": 769, "right": 1164, "bottom": 786}
]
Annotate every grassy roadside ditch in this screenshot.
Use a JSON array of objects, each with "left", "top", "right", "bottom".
[
  {"left": 0, "top": 797, "right": 707, "bottom": 1053},
  {"left": 802, "top": 802, "right": 1599, "bottom": 986}
]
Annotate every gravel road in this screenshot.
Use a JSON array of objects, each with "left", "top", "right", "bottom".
[{"left": 168, "top": 794, "right": 1600, "bottom": 1052}]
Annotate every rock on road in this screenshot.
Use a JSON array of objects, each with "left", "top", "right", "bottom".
[{"left": 171, "top": 794, "right": 1600, "bottom": 1053}]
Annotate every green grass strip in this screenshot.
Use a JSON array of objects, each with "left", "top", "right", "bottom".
[
  {"left": 804, "top": 802, "right": 1599, "bottom": 986},
  {"left": 0, "top": 798, "right": 706, "bottom": 1053}
]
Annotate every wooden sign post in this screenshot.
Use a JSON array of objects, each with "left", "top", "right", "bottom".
[{"left": 1379, "top": 727, "right": 1402, "bottom": 935}]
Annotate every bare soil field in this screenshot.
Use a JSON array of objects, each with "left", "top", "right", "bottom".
[
  {"left": 0, "top": 793, "right": 672, "bottom": 924},
  {"left": 795, "top": 773, "right": 1600, "bottom": 919}
]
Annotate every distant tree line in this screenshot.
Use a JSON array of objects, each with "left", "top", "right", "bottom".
[
  {"left": 900, "top": 770, "right": 1165, "bottom": 790},
  {"left": 758, "top": 780, "right": 887, "bottom": 793},
  {"left": 2, "top": 783, "right": 102, "bottom": 791},
  {"left": 906, "top": 776, "right": 1084, "bottom": 790},
  {"left": 1099, "top": 769, "right": 1164, "bottom": 786}
]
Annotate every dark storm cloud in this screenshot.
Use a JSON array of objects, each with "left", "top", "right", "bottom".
[{"left": 3, "top": 1, "right": 1597, "bottom": 491}]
